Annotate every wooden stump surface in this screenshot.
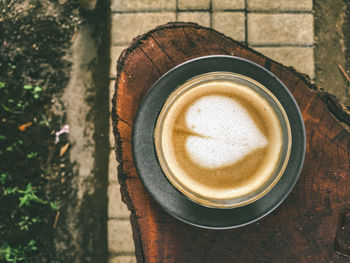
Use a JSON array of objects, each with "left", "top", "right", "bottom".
[{"left": 111, "top": 22, "right": 350, "bottom": 263}]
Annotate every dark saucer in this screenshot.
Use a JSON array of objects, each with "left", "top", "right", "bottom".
[{"left": 132, "top": 55, "right": 306, "bottom": 229}]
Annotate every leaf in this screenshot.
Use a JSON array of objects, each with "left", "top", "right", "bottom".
[
  {"left": 34, "top": 86, "right": 42, "bottom": 93},
  {"left": 6, "top": 146, "right": 13, "bottom": 152},
  {"left": 27, "top": 152, "right": 38, "bottom": 159},
  {"left": 23, "top": 85, "right": 32, "bottom": 90},
  {"left": 28, "top": 240, "right": 36, "bottom": 246},
  {"left": 59, "top": 143, "right": 69, "bottom": 157},
  {"left": 28, "top": 240, "right": 37, "bottom": 251},
  {"left": 31, "top": 217, "right": 40, "bottom": 223},
  {"left": 0, "top": 135, "right": 6, "bottom": 140},
  {"left": 19, "top": 196, "right": 29, "bottom": 207},
  {"left": 1, "top": 103, "right": 10, "bottom": 112},
  {"left": 39, "top": 114, "right": 50, "bottom": 127},
  {"left": 0, "top": 173, "right": 7, "bottom": 184},
  {"left": 8, "top": 63, "right": 16, "bottom": 69},
  {"left": 50, "top": 201, "right": 60, "bottom": 211},
  {"left": 4, "top": 187, "right": 17, "bottom": 195},
  {"left": 18, "top": 122, "right": 32, "bottom": 131},
  {"left": 31, "top": 194, "right": 47, "bottom": 205}
]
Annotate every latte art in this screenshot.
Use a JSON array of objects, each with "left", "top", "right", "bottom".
[
  {"left": 154, "top": 72, "right": 291, "bottom": 207},
  {"left": 184, "top": 95, "right": 268, "bottom": 169}
]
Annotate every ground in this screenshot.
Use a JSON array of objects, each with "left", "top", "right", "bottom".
[{"left": 1, "top": 0, "right": 109, "bottom": 262}]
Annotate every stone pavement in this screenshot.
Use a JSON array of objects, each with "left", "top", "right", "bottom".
[{"left": 108, "top": 0, "right": 314, "bottom": 262}]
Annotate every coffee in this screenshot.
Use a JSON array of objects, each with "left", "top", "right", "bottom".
[{"left": 154, "top": 72, "right": 291, "bottom": 207}]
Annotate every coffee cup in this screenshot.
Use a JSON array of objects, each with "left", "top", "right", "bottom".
[
  {"left": 132, "top": 55, "right": 305, "bottom": 227},
  {"left": 154, "top": 72, "right": 291, "bottom": 208}
]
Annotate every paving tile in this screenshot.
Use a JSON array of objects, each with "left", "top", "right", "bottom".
[
  {"left": 108, "top": 182, "right": 130, "bottom": 218},
  {"left": 111, "top": 0, "right": 176, "bottom": 12},
  {"left": 110, "top": 46, "right": 127, "bottom": 78},
  {"left": 212, "top": 12, "right": 245, "bottom": 42},
  {"left": 109, "top": 255, "right": 137, "bottom": 263},
  {"left": 177, "top": 12, "right": 210, "bottom": 27},
  {"left": 248, "top": 14, "right": 314, "bottom": 45},
  {"left": 109, "top": 149, "right": 119, "bottom": 183},
  {"left": 112, "top": 12, "right": 176, "bottom": 45},
  {"left": 178, "top": 0, "right": 210, "bottom": 10},
  {"left": 254, "top": 46, "right": 314, "bottom": 78},
  {"left": 212, "top": 0, "right": 245, "bottom": 10},
  {"left": 247, "top": 0, "right": 312, "bottom": 11},
  {"left": 108, "top": 220, "right": 135, "bottom": 253}
]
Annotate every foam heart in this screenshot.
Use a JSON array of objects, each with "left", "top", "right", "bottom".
[{"left": 185, "top": 95, "right": 268, "bottom": 169}]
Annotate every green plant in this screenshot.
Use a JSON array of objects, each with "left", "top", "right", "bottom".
[
  {"left": 0, "top": 80, "right": 67, "bottom": 262},
  {"left": 49, "top": 201, "right": 60, "bottom": 211},
  {"left": 1, "top": 84, "right": 43, "bottom": 115},
  {"left": 23, "top": 85, "right": 42, "bottom": 99},
  {"left": 18, "top": 216, "right": 41, "bottom": 231},
  {"left": 17, "top": 183, "right": 48, "bottom": 207},
  {"left": 0, "top": 173, "right": 7, "bottom": 184},
  {"left": 26, "top": 152, "right": 38, "bottom": 159},
  {"left": 0, "top": 240, "right": 37, "bottom": 263}
]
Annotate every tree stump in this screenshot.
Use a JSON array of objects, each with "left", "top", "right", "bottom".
[{"left": 111, "top": 22, "right": 350, "bottom": 262}]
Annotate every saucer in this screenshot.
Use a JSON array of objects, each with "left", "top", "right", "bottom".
[{"left": 132, "top": 55, "right": 306, "bottom": 229}]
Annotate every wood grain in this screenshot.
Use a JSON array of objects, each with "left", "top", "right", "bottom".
[{"left": 111, "top": 22, "right": 350, "bottom": 263}]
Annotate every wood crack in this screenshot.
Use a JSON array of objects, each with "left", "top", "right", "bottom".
[{"left": 150, "top": 35, "right": 176, "bottom": 66}]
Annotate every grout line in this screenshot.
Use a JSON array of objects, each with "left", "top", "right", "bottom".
[
  {"left": 111, "top": 42, "right": 135, "bottom": 46},
  {"left": 244, "top": 0, "right": 248, "bottom": 45},
  {"left": 247, "top": 10, "right": 313, "bottom": 14},
  {"left": 108, "top": 180, "right": 119, "bottom": 184},
  {"left": 111, "top": 10, "right": 312, "bottom": 14},
  {"left": 250, "top": 44, "right": 314, "bottom": 47},
  {"left": 111, "top": 43, "right": 128, "bottom": 47},
  {"left": 109, "top": 217, "right": 130, "bottom": 220},
  {"left": 212, "top": 9, "right": 249, "bottom": 12},
  {"left": 112, "top": 9, "right": 212, "bottom": 14},
  {"left": 209, "top": 0, "right": 213, "bottom": 28},
  {"left": 108, "top": 178, "right": 121, "bottom": 185},
  {"left": 175, "top": 0, "right": 179, "bottom": 21},
  {"left": 112, "top": 9, "right": 176, "bottom": 14},
  {"left": 109, "top": 252, "right": 136, "bottom": 257},
  {"left": 178, "top": 8, "right": 212, "bottom": 12}
]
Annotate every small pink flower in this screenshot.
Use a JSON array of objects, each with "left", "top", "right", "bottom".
[{"left": 55, "top": 124, "right": 69, "bottom": 144}]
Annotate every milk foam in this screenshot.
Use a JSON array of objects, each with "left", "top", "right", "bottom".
[
  {"left": 157, "top": 76, "right": 285, "bottom": 202},
  {"left": 185, "top": 95, "right": 268, "bottom": 169}
]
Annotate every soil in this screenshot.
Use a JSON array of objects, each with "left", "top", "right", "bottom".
[{"left": 0, "top": 0, "right": 110, "bottom": 262}]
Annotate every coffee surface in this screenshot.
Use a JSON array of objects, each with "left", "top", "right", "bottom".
[{"left": 159, "top": 79, "right": 283, "bottom": 201}]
